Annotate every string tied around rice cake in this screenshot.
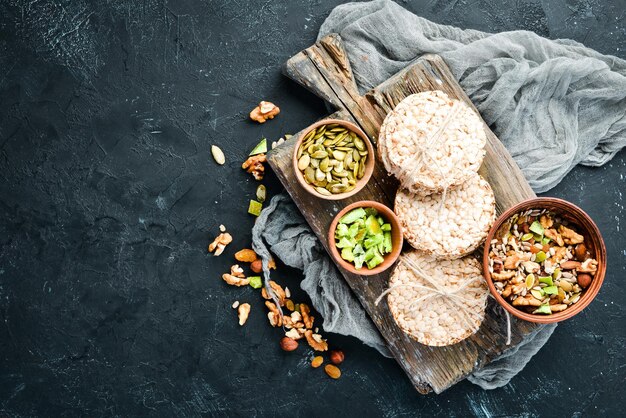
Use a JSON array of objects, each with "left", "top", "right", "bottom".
[
  {"left": 393, "top": 100, "right": 464, "bottom": 214},
  {"left": 376, "top": 254, "right": 485, "bottom": 334}
]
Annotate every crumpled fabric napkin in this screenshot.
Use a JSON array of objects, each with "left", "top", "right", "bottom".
[{"left": 253, "top": 0, "right": 625, "bottom": 390}]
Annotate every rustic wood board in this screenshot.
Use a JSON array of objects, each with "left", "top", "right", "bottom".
[{"left": 267, "top": 34, "right": 539, "bottom": 394}]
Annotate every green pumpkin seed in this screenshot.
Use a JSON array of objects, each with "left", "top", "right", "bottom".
[
  {"left": 298, "top": 154, "right": 310, "bottom": 171},
  {"left": 315, "top": 168, "right": 325, "bottom": 182},
  {"left": 353, "top": 149, "right": 361, "bottom": 161},
  {"left": 303, "top": 130, "right": 315, "bottom": 141},
  {"left": 332, "top": 170, "right": 348, "bottom": 178},
  {"left": 344, "top": 152, "right": 353, "bottom": 167},
  {"left": 332, "top": 150, "right": 347, "bottom": 160},
  {"left": 330, "top": 184, "right": 347, "bottom": 194},
  {"left": 326, "top": 171, "right": 332, "bottom": 182},
  {"left": 311, "top": 150, "right": 328, "bottom": 159},
  {"left": 310, "top": 158, "right": 319, "bottom": 169},
  {"left": 330, "top": 127, "right": 346, "bottom": 133},
  {"left": 354, "top": 138, "right": 365, "bottom": 151},
  {"left": 304, "top": 167, "right": 315, "bottom": 183},
  {"left": 315, "top": 187, "right": 331, "bottom": 196},
  {"left": 320, "top": 157, "right": 330, "bottom": 172}
]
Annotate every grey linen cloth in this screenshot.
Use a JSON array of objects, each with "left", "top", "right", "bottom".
[{"left": 253, "top": 0, "right": 626, "bottom": 390}]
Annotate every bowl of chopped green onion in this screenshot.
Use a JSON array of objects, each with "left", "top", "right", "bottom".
[{"left": 328, "top": 201, "right": 403, "bottom": 275}]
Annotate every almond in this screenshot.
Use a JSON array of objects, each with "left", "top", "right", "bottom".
[
  {"left": 560, "top": 260, "right": 581, "bottom": 270},
  {"left": 324, "top": 364, "right": 341, "bottom": 379}
]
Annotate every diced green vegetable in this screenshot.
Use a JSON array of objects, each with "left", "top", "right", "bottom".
[
  {"left": 365, "top": 215, "right": 382, "bottom": 235},
  {"left": 341, "top": 247, "right": 354, "bottom": 262},
  {"left": 248, "top": 200, "right": 263, "bottom": 216},
  {"left": 383, "top": 232, "right": 392, "bottom": 253},
  {"left": 533, "top": 304, "right": 552, "bottom": 315},
  {"left": 249, "top": 138, "right": 267, "bottom": 156},
  {"left": 538, "top": 276, "right": 553, "bottom": 286},
  {"left": 335, "top": 224, "right": 349, "bottom": 238},
  {"left": 542, "top": 237, "right": 551, "bottom": 245},
  {"left": 543, "top": 285, "right": 558, "bottom": 295},
  {"left": 334, "top": 206, "right": 393, "bottom": 270},
  {"left": 340, "top": 208, "right": 367, "bottom": 224},
  {"left": 363, "top": 207, "right": 378, "bottom": 217},
  {"left": 529, "top": 221, "right": 544, "bottom": 235},
  {"left": 364, "top": 234, "right": 383, "bottom": 249},
  {"left": 535, "top": 251, "right": 547, "bottom": 263},
  {"left": 367, "top": 254, "right": 384, "bottom": 269},
  {"left": 354, "top": 255, "right": 365, "bottom": 270},
  {"left": 336, "top": 238, "right": 354, "bottom": 249},
  {"left": 533, "top": 233, "right": 543, "bottom": 242},
  {"left": 249, "top": 276, "right": 263, "bottom": 289}
]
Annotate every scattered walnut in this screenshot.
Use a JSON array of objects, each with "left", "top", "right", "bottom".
[
  {"left": 539, "top": 214, "right": 553, "bottom": 229},
  {"left": 503, "top": 254, "right": 521, "bottom": 270},
  {"left": 208, "top": 232, "right": 233, "bottom": 256},
  {"left": 249, "top": 101, "right": 280, "bottom": 123},
  {"left": 521, "top": 261, "right": 540, "bottom": 273},
  {"left": 491, "top": 270, "right": 516, "bottom": 281},
  {"left": 299, "top": 303, "right": 314, "bottom": 329},
  {"left": 265, "top": 301, "right": 282, "bottom": 327},
  {"left": 512, "top": 295, "right": 542, "bottom": 307},
  {"left": 285, "top": 328, "right": 304, "bottom": 340},
  {"left": 578, "top": 258, "right": 598, "bottom": 275},
  {"left": 559, "top": 225, "right": 584, "bottom": 245},
  {"left": 230, "top": 264, "right": 245, "bottom": 278},
  {"left": 238, "top": 303, "right": 251, "bottom": 326},
  {"left": 544, "top": 228, "right": 564, "bottom": 247},
  {"left": 223, "top": 273, "right": 250, "bottom": 287},
  {"left": 305, "top": 330, "right": 328, "bottom": 352},
  {"left": 242, "top": 154, "right": 266, "bottom": 180},
  {"left": 501, "top": 284, "right": 513, "bottom": 298},
  {"left": 549, "top": 247, "right": 568, "bottom": 264},
  {"left": 261, "top": 281, "right": 286, "bottom": 306}
]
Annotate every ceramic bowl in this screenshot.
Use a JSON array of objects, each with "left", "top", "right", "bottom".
[
  {"left": 292, "top": 119, "right": 375, "bottom": 200},
  {"left": 483, "top": 197, "right": 606, "bottom": 323},
  {"left": 328, "top": 200, "right": 403, "bottom": 276}
]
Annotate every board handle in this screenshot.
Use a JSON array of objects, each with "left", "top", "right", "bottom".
[{"left": 283, "top": 34, "right": 386, "bottom": 142}]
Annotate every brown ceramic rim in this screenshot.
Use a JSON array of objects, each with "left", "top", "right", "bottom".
[
  {"left": 292, "top": 119, "right": 375, "bottom": 201},
  {"left": 328, "top": 200, "right": 403, "bottom": 276},
  {"left": 483, "top": 197, "right": 607, "bottom": 323}
]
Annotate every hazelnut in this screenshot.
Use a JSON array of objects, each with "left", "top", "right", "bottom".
[
  {"left": 577, "top": 273, "right": 592, "bottom": 289},
  {"left": 280, "top": 337, "right": 298, "bottom": 352},
  {"left": 250, "top": 259, "right": 263, "bottom": 273},
  {"left": 329, "top": 349, "right": 344, "bottom": 365}
]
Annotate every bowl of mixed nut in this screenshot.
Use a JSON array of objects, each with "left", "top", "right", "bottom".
[
  {"left": 484, "top": 198, "right": 606, "bottom": 323},
  {"left": 293, "top": 119, "right": 375, "bottom": 200},
  {"left": 328, "top": 201, "right": 403, "bottom": 275}
]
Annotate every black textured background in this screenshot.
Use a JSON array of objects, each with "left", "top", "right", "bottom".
[{"left": 1, "top": 0, "right": 625, "bottom": 416}]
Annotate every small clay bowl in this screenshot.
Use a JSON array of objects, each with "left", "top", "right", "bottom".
[
  {"left": 483, "top": 197, "right": 606, "bottom": 323},
  {"left": 292, "top": 119, "right": 375, "bottom": 200},
  {"left": 328, "top": 201, "right": 403, "bottom": 276}
]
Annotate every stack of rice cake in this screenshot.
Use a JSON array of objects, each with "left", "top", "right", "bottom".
[{"left": 378, "top": 91, "right": 496, "bottom": 346}]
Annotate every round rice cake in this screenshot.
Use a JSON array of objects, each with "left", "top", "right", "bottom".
[
  {"left": 394, "top": 173, "right": 496, "bottom": 259},
  {"left": 378, "top": 90, "right": 486, "bottom": 195},
  {"left": 387, "top": 250, "right": 488, "bottom": 346}
]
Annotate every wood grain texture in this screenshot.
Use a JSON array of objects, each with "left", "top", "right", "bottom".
[{"left": 269, "top": 34, "right": 539, "bottom": 394}]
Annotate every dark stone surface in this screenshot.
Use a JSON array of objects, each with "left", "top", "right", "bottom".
[{"left": 0, "top": 0, "right": 624, "bottom": 416}]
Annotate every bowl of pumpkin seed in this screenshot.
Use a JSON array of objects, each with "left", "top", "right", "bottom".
[{"left": 293, "top": 119, "right": 375, "bottom": 200}]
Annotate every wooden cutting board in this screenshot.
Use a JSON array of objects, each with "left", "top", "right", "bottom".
[{"left": 267, "top": 34, "right": 539, "bottom": 394}]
